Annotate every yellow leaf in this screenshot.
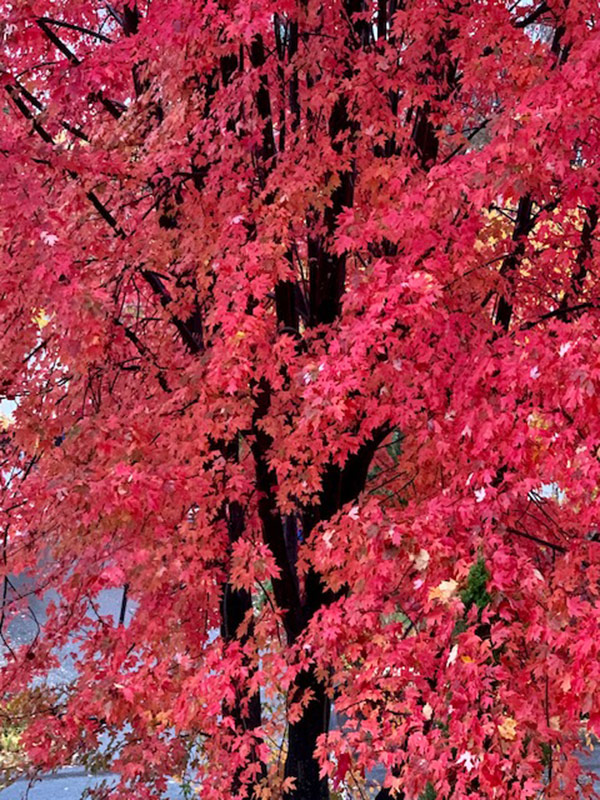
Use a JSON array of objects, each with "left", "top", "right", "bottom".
[
  {"left": 412, "top": 548, "right": 430, "bottom": 571},
  {"left": 428, "top": 579, "right": 458, "bottom": 603},
  {"left": 32, "top": 309, "right": 50, "bottom": 329},
  {"left": 498, "top": 716, "right": 517, "bottom": 741},
  {"left": 0, "top": 414, "right": 13, "bottom": 430}
]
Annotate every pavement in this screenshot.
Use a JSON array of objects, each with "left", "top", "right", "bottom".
[
  {"left": 2, "top": 752, "right": 599, "bottom": 799},
  {"left": 0, "top": 769, "right": 115, "bottom": 800},
  {"left": 0, "top": 768, "right": 186, "bottom": 799}
]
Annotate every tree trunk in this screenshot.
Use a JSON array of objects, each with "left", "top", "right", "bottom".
[{"left": 285, "top": 666, "right": 330, "bottom": 800}]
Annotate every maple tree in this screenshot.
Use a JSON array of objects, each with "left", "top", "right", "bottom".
[{"left": 1, "top": 0, "right": 600, "bottom": 798}]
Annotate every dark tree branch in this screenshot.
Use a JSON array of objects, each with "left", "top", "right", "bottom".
[
  {"left": 514, "top": 2, "right": 549, "bottom": 28},
  {"left": 520, "top": 302, "right": 598, "bottom": 330},
  {"left": 38, "top": 17, "right": 113, "bottom": 43},
  {"left": 506, "top": 526, "right": 566, "bottom": 553},
  {"left": 36, "top": 18, "right": 123, "bottom": 119}
]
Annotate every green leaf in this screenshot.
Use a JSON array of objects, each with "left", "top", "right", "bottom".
[
  {"left": 460, "top": 556, "right": 491, "bottom": 612},
  {"left": 419, "top": 781, "right": 436, "bottom": 800},
  {"left": 386, "top": 429, "right": 404, "bottom": 462}
]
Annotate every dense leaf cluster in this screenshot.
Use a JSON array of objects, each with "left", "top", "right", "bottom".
[{"left": 0, "top": 1, "right": 600, "bottom": 799}]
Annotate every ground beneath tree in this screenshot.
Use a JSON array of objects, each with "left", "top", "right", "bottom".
[
  {"left": 1, "top": 752, "right": 600, "bottom": 799},
  {"left": 0, "top": 768, "right": 184, "bottom": 799}
]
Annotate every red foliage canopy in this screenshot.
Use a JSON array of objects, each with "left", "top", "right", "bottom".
[{"left": 1, "top": 1, "right": 600, "bottom": 798}]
